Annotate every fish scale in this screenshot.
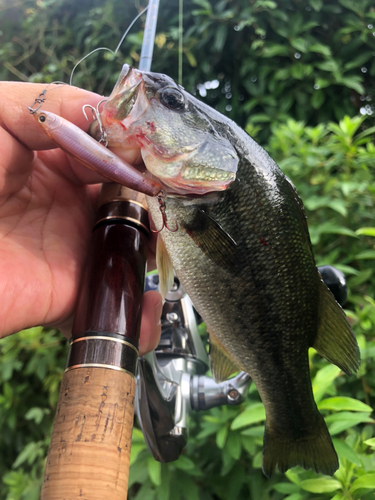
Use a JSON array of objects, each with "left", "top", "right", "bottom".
[{"left": 100, "top": 64, "right": 360, "bottom": 477}]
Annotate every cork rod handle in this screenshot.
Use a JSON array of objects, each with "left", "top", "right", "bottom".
[{"left": 41, "top": 367, "right": 135, "bottom": 499}]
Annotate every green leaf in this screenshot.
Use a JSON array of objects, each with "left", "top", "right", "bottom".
[
  {"left": 241, "top": 425, "right": 264, "bottom": 437},
  {"left": 231, "top": 403, "right": 266, "bottom": 430},
  {"left": 355, "top": 250, "right": 375, "bottom": 260},
  {"left": 332, "top": 438, "right": 362, "bottom": 466},
  {"left": 148, "top": 457, "right": 161, "bottom": 486},
  {"left": 262, "top": 44, "right": 290, "bottom": 57},
  {"left": 285, "top": 470, "right": 301, "bottom": 485},
  {"left": 213, "top": 24, "right": 227, "bottom": 52},
  {"left": 338, "top": 75, "right": 365, "bottom": 95},
  {"left": 284, "top": 495, "right": 304, "bottom": 500},
  {"left": 174, "top": 455, "right": 195, "bottom": 471},
  {"left": 24, "top": 407, "right": 47, "bottom": 425},
  {"left": 364, "top": 438, "right": 375, "bottom": 449},
  {"left": 316, "top": 59, "right": 339, "bottom": 72},
  {"left": 318, "top": 397, "right": 373, "bottom": 412},
  {"left": 134, "top": 483, "right": 156, "bottom": 500},
  {"left": 344, "top": 52, "right": 373, "bottom": 71},
  {"left": 311, "top": 90, "right": 325, "bottom": 109},
  {"left": 299, "top": 478, "right": 342, "bottom": 493},
  {"left": 156, "top": 466, "right": 170, "bottom": 500},
  {"left": 216, "top": 425, "right": 228, "bottom": 449},
  {"left": 309, "top": 42, "right": 331, "bottom": 55},
  {"left": 226, "top": 431, "right": 242, "bottom": 460},
  {"left": 13, "top": 441, "right": 44, "bottom": 468},
  {"left": 290, "top": 37, "right": 309, "bottom": 53},
  {"left": 356, "top": 227, "right": 375, "bottom": 237},
  {"left": 130, "top": 444, "right": 146, "bottom": 466},
  {"left": 192, "top": 0, "right": 212, "bottom": 12},
  {"left": 185, "top": 51, "right": 197, "bottom": 67},
  {"left": 252, "top": 451, "right": 262, "bottom": 469},
  {"left": 314, "top": 77, "right": 331, "bottom": 89},
  {"left": 348, "top": 269, "right": 373, "bottom": 288},
  {"left": 325, "top": 412, "right": 374, "bottom": 435},
  {"left": 273, "top": 482, "right": 301, "bottom": 494},
  {"left": 312, "top": 365, "right": 341, "bottom": 402},
  {"left": 350, "top": 473, "right": 375, "bottom": 492},
  {"left": 308, "top": 0, "right": 323, "bottom": 11},
  {"left": 330, "top": 495, "right": 345, "bottom": 500}
]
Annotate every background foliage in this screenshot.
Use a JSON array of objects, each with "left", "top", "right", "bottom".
[{"left": 0, "top": 0, "right": 375, "bottom": 499}]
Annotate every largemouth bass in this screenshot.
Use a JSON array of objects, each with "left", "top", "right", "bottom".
[{"left": 98, "top": 64, "right": 360, "bottom": 477}]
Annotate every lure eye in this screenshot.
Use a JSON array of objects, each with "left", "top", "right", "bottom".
[
  {"left": 38, "top": 114, "right": 46, "bottom": 123},
  {"left": 160, "top": 88, "right": 185, "bottom": 111}
]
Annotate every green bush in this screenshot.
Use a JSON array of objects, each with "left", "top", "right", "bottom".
[
  {"left": 1, "top": 0, "right": 374, "bottom": 139},
  {"left": 0, "top": 0, "right": 375, "bottom": 499},
  {"left": 1, "top": 116, "right": 374, "bottom": 500}
]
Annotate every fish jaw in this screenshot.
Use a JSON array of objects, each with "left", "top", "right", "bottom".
[
  {"left": 141, "top": 147, "right": 236, "bottom": 196},
  {"left": 100, "top": 67, "right": 151, "bottom": 149},
  {"left": 99, "top": 66, "right": 239, "bottom": 196}
]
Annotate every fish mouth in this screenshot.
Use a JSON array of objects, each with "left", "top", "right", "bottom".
[
  {"left": 103, "top": 66, "right": 144, "bottom": 122},
  {"left": 112, "top": 80, "right": 142, "bottom": 121}
]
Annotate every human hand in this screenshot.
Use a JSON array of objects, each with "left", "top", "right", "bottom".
[{"left": 0, "top": 82, "right": 161, "bottom": 354}]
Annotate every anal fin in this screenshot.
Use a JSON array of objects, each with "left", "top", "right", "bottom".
[{"left": 313, "top": 277, "right": 360, "bottom": 375}]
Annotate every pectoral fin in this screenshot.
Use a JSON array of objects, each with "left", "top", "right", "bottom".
[
  {"left": 183, "top": 209, "right": 240, "bottom": 274},
  {"left": 313, "top": 277, "right": 360, "bottom": 375},
  {"left": 156, "top": 235, "right": 174, "bottom": 301},
  {"left": 208, "top": 332, "right": 242, "bottom": 383}
]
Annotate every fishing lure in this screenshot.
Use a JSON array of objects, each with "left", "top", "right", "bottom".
[{"left": 34, "top": 109, "right": 162, "bottom": 197}]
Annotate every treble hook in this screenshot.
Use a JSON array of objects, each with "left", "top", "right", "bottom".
[
  {"left": 82, "top": 98, "right": 108, "bottom": 146},
  {"left": 152, "top": 190, "right": 178, "bottom": 233}
]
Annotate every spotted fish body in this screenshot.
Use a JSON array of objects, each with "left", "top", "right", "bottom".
[{"left": 99, "top": 65, "right": 360, "bottom": 476}]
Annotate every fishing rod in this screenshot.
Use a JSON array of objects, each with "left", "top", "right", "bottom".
[{"left": 40, "top": 2, "right": 160, "bottom": 498}]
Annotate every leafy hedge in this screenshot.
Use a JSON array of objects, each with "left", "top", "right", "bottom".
[
  {"left": 1, "top": 0, "right": 375, "bottom": 139},
  {"left": 0, "top": 0, "right": 375, "bottom": 499}
]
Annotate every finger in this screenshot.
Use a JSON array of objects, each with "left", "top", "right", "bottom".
[
  {"left": 138, "top": 290, "right": 162, "bottom": 356},
  {"left": 0, "top": 125, "right": 34, "bottom": 197},
  {"left": 0, "top": 82, "right": 145, "bottom": 190},
  {"left": 0, "top": 82, "right": 102, "bottom": 151}
]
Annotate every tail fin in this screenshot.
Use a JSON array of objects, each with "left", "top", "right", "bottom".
[{"left": 262, "top": 416, "right": 338, "bottom": 478}]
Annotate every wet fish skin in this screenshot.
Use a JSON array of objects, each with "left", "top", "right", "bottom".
[{"left": 100, "top": 65, "right": 360, "bottom": 477}]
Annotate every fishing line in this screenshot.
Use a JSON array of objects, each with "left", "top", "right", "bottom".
[
  {"left": 178, "top": 0, "right": 183, "bottom": 85},
  {"left": 69, "top": 5, "right": 149, "bottom": 86},
  {"left": 27, "top": 81, "right": 68, "bottom": 114}
]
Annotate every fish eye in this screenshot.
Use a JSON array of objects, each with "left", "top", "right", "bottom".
[
  {"left": 38, "top": 114, "right": 46, "bottom": 123},
  {"left": 160, "top": 88, "right": 185, "bottom": 111}
]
